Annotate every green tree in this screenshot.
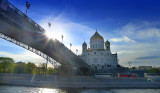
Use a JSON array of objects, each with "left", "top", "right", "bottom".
[
  {"left": 15, "top": 62, "right": 27, "bottom": 74},
  {"left": 27, "top": 62, "right": 36, "bottom": 74},
  {"left": 0, "top": 57, "right": 15, "bottom": 73},
  {"left": 47, "top": 67, "right": 55, "bottom": 75},
  {"left": 148, "top": 68, "right": 160, "bottom": 73},
  {"left": 0, "top": 57, "right": 14, "bottom": 63},
  {"left": 37, "top": 63, "right": 46, "bottom": 75},
  {"left": 7, "top": 62, "right": 16, "bottom": 73}
]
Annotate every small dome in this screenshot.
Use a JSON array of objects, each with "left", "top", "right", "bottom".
[
  {"left": 90, "top": 29, "right": 104, "bottom": 40},
  {"left": 82, "top": 41, "right": 87, "bottom": 46},
  {"left": 105, "top": 40, "right": 110, "bottom": 45}
]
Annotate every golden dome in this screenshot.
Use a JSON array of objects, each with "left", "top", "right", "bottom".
[
  {"left": 105, "top": 40, "right": 110, "bottom": 45},
  {"left": 90, "top": 30, "right": 104, "bottom": 40}
]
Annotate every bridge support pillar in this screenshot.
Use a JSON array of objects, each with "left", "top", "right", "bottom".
[{"left": 45, "top": 56, "right": 48, "bottom": 79}]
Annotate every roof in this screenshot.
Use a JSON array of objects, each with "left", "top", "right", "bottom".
[
  {"left": 105, "top": 40, "right": 110, "bottom": 45},
  {"left": 90, "top": 30, "right": 104, "bottom": 40},
  {"left": 82, "top": 41, "right": 87, "bottom": 46}
]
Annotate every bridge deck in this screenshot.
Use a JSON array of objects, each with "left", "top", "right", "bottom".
[{"left": 0, "top": 0, "right": 91, "bottom": 71}]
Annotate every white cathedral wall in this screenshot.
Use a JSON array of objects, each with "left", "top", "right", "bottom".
[{"left": 81, "top": 50, "right": 118, "bottom": 69}]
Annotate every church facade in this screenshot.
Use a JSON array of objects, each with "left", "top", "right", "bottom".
[{"left": 80, "top": 30, "right": 119, "bottom": 72}]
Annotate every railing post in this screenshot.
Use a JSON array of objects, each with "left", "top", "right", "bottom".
[{"left": 45, "top": 56, "right": 48, "bottom": 80}]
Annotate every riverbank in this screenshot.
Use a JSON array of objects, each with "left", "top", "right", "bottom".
[{"left": 0, "top": 73, "right": 160, "bottom": 89}]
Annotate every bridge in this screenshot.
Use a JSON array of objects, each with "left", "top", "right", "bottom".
[{"left": 0, "top": 0, "right": 91, "bottom": 75}]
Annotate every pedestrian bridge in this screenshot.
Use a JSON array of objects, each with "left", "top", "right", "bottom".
[{"left": 0, "top": 0, "right": 91, "bottom": 75}]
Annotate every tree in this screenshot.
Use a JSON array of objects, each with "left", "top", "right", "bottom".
[
  {"left": 7, "top": 62, "right": 16, "bottom": 73},
  {"left": 0, "top": 57, "right": 15, "bottom": 73},
  {"left": 27, "top": 62, "right": 36, "bottom": 74},
  {"left": 15, "top": 62, "right": 27, "bottom": 74},
  {"left": 47, "top": 67, "right": 55, "bottom": 75},
  {"left": 0, "top": 57, "right": 14, "bottom": 63},
  {"left": 148, "top": 68, "right": 160, "bottom": 73},
  {"left": 37, "top": 63, "right": 46, "bottom": 75}
]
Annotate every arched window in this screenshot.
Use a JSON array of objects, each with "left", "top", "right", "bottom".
[{"left": 95, "top": 66, "right": 97, "bottom": 70}]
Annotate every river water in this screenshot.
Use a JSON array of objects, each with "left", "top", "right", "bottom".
[{"left": 0, "top": 85, "right": 160, "bottom": 93}]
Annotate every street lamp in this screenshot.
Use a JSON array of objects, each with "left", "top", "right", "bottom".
[
  {"left": 61, "top": 35, "right": 64, "bottom": 43},
  {"left": 48, "top": 22, "right": 51, "bottom": 28},
  {"left": 70, "top": 43, "right": 72, "bottom": 50},
  {"left": 128, "top": 61, "right": 132, "bottom": 68},
  {"left": 76, "top": 49, "right": 78, "bottom": 55},
  {"left": 26, "top": 1, "right": 30, "bottom": 14}
]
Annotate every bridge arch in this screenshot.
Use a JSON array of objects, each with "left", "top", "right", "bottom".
[
  {"left": 0, "top": 0, "right": 91, "bottom": 75},
  {"left": 0, "top": 33, "right": 58, "bottom": 67}
]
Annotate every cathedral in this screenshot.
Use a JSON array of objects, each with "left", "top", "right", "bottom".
[{"left": 80, "top": 29, "right": 119, "bottom": 72}]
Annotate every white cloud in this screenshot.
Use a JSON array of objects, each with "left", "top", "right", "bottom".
[
  {"left": 110, "top": 21, "right": 160, "bottom": 67},
  {"left": 110, "top": 36, "right": 135, "bottom": 43},
  {"left": 38, "top": 16, "right": 96, "bottom": 54},
  {"left": 137, "top": 28, "right": 160, "bottom": 39},
  {"left": 111, "top": 41, "right": 160, "bottom": 67},
  {"left": 0, "top": 50, "right": 46, "bottom": 64},
  {"left": 117, "top": 50, "right": 136, "bottom": 54},
  {"left": 39, "top": 17, "right": 94, "bottom": 41},
  {"left": 116, "top": 22, "right": 160, "bottom": 39}
]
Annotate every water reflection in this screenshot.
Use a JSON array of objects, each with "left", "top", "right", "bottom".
[
  {"left": 0, "top": 86, "right": 160, "bottom": 93},
  {"left": 38, "top": 88, "right": 66, "bottom": 93}
]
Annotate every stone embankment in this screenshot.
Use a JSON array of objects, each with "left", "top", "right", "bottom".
[{"left": 0, "top": 73, "right": 160, "bottom": 89}]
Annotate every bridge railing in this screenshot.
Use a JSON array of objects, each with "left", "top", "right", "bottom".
[
  {"left": 0, "top": 33, "right": 59, "bottom": 68},
  {"left": 54, "top": 38, "right": 89, "bottom": 67},
  {"left": 0, "top": 0, "right": 90, "bottom": 68},
  {"left": 1, "top": 0, "right": 79, "bottom": 58},
  {"left": 0, "top": 0, "right": 45, "bottom": 33},
  {"left": 55, "top": 39, "right": 78, "bottom": 57}
]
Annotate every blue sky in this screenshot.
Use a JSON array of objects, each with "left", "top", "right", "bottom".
[{"left": 0, "top": 0, "right": 160, "bottom": 67}]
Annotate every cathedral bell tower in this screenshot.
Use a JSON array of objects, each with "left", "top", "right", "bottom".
[
  {"left": 82, "top": 41, "right": 87, "bottom": 54},
  {"left": 105, "top": 40, "right": 110, "bottom": 51}
]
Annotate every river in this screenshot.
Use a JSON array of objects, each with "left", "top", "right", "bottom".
[{"left": 0, "top": 85, "right": 160, "bottom": 93}]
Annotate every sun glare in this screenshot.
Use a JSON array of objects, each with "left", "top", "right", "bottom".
[
  {"left": 45, "top": 31, "right": 54, "bottom": 39},
  {"left": 45, "top": 27, "right": 69, "bottom": 43},
  {"left": 38, "top": 88, "right": 66, "bottom": 93}
]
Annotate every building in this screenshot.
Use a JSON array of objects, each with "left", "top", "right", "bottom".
[
  {"left": 138, "top": 66, "right": 152, "bottom": 70},
  {"left": 80, "top": 29, "right": 119, "bottom": 72}
]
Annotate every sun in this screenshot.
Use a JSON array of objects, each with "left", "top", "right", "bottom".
[
  {"left": 42, "top": 21, "right": 70, "bottom": 43},
  {"left": 45, "top": 29, "right": 68, "bottom": 43},
  {"left": 45, "top": 31, "right": 54, "bottom": 39}
]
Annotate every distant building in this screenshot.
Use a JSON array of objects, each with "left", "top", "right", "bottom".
[
  {"left": 138, "top": 66, "right": 152, "bottom": 70},
  {"left": 80, "top": 29, "right": 119, "bottom": 72}
]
